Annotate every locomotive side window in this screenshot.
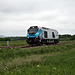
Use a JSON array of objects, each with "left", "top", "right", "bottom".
[
  {"left": 52, "top": 32, "right": 55, "bottom": 38},
  {"left": 44, "top": 31, "right": 47, "bottom": 38}
]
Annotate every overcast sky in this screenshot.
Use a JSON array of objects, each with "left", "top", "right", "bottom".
[{"left": 0, "top": 0, "right": 75, "bottom": 36}]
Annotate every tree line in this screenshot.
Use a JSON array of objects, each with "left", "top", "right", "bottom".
[
  {"left": 0, "top": 37, "right": 27, "bottom": 41},
  {"left": 59, "top": 34, "right": 75, "bottom": 41},
  {"left": 0, "top": 34, "right": 75, "bottom": 41}
]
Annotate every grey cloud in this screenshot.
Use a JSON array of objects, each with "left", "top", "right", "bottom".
[
  {"left": 0, "top": 0, "right": 36, "bottom": 13},
  {"left": 0, "top": 0, "right": 71, "bottom": 13},
  {"left": 0, "top": 0, "right": 75, "bottom": 36}
]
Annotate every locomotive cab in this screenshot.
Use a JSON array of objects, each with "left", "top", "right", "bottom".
[{"left": 26, "top": 26, "right": 41, "bottom": 45}]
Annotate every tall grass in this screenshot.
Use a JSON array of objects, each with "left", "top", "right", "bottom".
[
  {"left": 0, "top": 50, "right": 75, "bottom": 75},
  {"left": 0, "top": 42, "right": 75, "bottom": 75},
  {"left": 0, "top": 43, "right": 75, "bottom": 60}
]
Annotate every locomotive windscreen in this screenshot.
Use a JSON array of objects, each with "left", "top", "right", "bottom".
[{"left": 28, "top": 26, "right": 38, "bottom": 34}]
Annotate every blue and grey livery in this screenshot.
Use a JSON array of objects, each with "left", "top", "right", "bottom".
[{"left": 26, "top": 26, "right": 59, "bottom": 45}]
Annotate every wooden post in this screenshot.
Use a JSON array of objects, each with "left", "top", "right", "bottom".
[{"left": 7, "top": 41, "right": 9, "bottom": 46}]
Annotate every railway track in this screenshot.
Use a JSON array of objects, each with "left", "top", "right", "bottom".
[{"left": 0, "top": 42, "right": 75, "bottom": 49}]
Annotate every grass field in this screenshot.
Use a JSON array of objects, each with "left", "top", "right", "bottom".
[
  {"left": 0, "top": 40, "right": 28, "bottom": 46},
  {"left": 0, "top": 41, "right": 75, "bottom": 75}
]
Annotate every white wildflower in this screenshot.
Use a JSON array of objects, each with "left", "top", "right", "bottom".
[
  {"left": 53, "top": 67, "right": 56, "bottom": 70},
  {"left": 37, "top": 65, "right": 40, "bottom": 67}
]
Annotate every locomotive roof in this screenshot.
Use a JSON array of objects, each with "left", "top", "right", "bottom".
[
  {"left": 29, "top": 26, "right": 57, "bottom": 32},
  {"left": 41, "top": 27, "right": 57, "bottom": 32}
]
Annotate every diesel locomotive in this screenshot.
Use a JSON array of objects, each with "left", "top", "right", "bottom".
[{"left": 26, "top": 26, "right": 59, "bottom": 45}]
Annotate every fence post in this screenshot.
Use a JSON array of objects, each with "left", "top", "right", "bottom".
[{"left": 7, "top": 41, "right": 9, "bottom": 46}]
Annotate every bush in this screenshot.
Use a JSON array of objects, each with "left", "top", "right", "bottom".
[{"left": 0, "top": 38, "right": 10, "bottom": 41}]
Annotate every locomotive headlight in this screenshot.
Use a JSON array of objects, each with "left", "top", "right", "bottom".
[
  {"left": 27, "top": 37, "right": 29, "bottom": 38},
  {"left": 36, "top": 36, "right": 38, "bottom": 38}
]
